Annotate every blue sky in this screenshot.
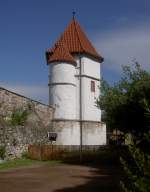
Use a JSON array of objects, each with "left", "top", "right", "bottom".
[{"left": 0, "top": 0, "right": 150, "bottom": 104}]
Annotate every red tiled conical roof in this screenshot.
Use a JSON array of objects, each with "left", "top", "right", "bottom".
[
  {"left": 46, "top": 18, "right": 103, "bottom": 64},
  {"left": 47, "top": 41, "right": 76, "bottom": 65}
]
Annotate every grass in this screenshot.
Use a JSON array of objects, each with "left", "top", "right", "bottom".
[
  {"left": 0, "top": 158, "right": 61, "bottom": 171},
  {"left": 0, "top": 147, "right": 119, "bottom": 170}
]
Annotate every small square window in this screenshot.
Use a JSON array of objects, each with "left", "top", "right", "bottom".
[{"left": 91, "top": 81, "right": 95, "bottom": 92}]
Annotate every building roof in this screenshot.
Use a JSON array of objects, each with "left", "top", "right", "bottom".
[
  {"left": 46, "top": 18, "right": 103, "bottom": 64},
  {"left": 47, "top": 41, "right": 76, "bottom": 65}
]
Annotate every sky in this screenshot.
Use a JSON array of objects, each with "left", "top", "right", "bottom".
[{"left": 0, "top": 0, "right": 150, "bottom": 104}]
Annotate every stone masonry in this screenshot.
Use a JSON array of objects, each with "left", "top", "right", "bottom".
[{"left": 0, "top": 87, "right": 54, "bottom": 160}]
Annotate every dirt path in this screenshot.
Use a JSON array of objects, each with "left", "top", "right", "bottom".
[{"left": 0, "top": 163, "right": 120, "bottom": 192}]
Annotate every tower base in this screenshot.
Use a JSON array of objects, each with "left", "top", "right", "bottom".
[{"left": 52, "top": 119, "right": 106, "bottom": 146}]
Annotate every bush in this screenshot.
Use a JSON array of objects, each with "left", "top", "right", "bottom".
[
  {"left": 120, "top": 101, "right": 150, "bottom": 192},
  {"left": 0, "top": 146, "right": 6, "bottom": 159},
  {"left": 22, "top": 151, "right": 31, "bottom": 159},
  {"left": 120, "top": 134, "right": 150, "bottom": 192},
  {"left": 10, "top": 108, "right": 29, "bottom": 126}
]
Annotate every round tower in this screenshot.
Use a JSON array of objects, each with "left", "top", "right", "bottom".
[
  {"left": 46, "top": 17, "right": 106, "bottom": 146},
  {"left": 47, "top": 42, "right": 77, "bottom": 120}
]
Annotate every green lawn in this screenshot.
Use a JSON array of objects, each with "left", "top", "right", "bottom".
[
  {"left": 0, "top": 158, "right": 61, "bottom": 170},
  {"left": 0, "top": 147, "right": 119, "bottom": 170}
]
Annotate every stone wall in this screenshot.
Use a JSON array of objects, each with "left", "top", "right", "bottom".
[
  {"left": 0, "top": 87, "right": 54, "bottom": 127},
  {"left": 0, "top": 87, "right": 54, "bottom": 160},
  {"left": 0, "top": 87, "right": 106, "bottom": 160}
]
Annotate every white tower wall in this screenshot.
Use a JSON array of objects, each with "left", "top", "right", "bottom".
[
  {"left": 49, "top": 62, "right": 76, "bottom": 119},
  {"left": 75, "top": 56, "right": 102, "bottom": 122},
  {"left": 48, "top": 57, "right": 106, "bottom": 146},
  {"left": 82, "top": 56, "right": 101, "bottom": 121},
  {"left": 82, "top": 56, "right": 101, "bottom": 79},
  {"left": 82, "top": 77, "right": 101, "bottom": 121}
]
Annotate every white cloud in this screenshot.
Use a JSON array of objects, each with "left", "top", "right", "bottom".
[
  {"left": 93, "top": 21, "right": 150, "bottom": 73},
  {"left": 0, "top": 83, "right": 48, "bottom": 104}
]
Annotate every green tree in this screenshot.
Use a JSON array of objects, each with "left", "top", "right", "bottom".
[
  {"left": 97, "top": 63, "right": 150, "bottom": 138},
  {"left": 120, "top": 101, "right": 150, "bottom": 192}
]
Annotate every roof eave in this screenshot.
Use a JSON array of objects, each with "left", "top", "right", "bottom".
[{"left": 47, "top": 59, "right": 77, "bottom": 66}]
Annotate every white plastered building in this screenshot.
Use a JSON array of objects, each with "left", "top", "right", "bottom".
[{"left": 46, "top": 18, "right": 106, "bottom": 148}]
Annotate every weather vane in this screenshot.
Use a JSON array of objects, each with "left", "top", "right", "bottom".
[{"left": 72, "top": 11, "right": 76, "bottom": 19}]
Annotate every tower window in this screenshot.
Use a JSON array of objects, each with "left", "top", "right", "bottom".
[{"left": 91, "top": 81, "right": 95, "bottom": 92}]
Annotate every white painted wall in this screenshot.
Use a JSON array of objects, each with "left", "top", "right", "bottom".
[
  {"left": 82, "top": 56, "right": 101, "bottom": 79},
  {"left": 75, "top": 55, "right": 101, "bottom": 121},
  {"left": 54, "top": 121, "right": 106, "bottom": 145},
  {"left": 49, "top": 56, "right": 102, "bottom": 122},
  {"left": 48, "top": 56, "right": 106, "bottom": 146},
  {"left": 49, "top": 62, "right": 76, "bottom": 84},
  {"left": 82, "top": 123, "right": 106, "bottom": 145},
  {"left": 82, "top": 77, "right": 101, "bottom": 121},
  {"left": 50, "top": 85, "right": 76, "bottom": 119},
  {"left": 49, "top": 62, "right": 76, "bottom": 119},
  {"left": 55, "top": 122, "right": 80, "bottom": 145},
  {"left": 75, "top": 70, "right": 80, "bottom": 119}
]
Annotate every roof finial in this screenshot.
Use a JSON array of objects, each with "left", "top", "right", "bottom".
[{"left": 72, "top": 11, "right": 76, "bottom": 19}]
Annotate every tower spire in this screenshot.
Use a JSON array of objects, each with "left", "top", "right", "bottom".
[
  {"left": 46, "top": 15, "right": 103, "bottom": 63},
  {"left": 72, "top": 11, "right": 76, "bottom": 20}
]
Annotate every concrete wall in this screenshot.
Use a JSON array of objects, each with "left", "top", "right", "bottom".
[
  {"left": 49, "top": 62, "right": 76, "bottom": 84},
  {"left": 53, "top": 120, "right": 106, "bottom": 146},
  {"left": 49, "top": 62, "right": 76, "bottom": 119},
  {"left": 81, "top": 56, "right": 101, "bottom": 122},
  {"left": 49, "top": 56, "right": 102, "bottom": 122},
  {"left": 48, "top": 56, "right": 106, "bottom": 147},
  {"left": 82, "top": 77, "right": 101, "bottom": 121},
  {"left": 82, "top": 121, "right": 106, "bottom": 145},
  {"left": 53, "top": 120, "right": 80, "bottom": 145},
  {"left": 82, "top": 56, "right": 101, "bottom": 79},
  {"left": 75, "top": 55, "right": 101, "bottom": 121}
]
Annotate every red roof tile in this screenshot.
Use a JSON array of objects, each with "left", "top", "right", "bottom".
[
  {"left": 47, "top": 41, "right": 76, "bottom": 65},
  {"left": 46, "top": 18, "right": 103, "bottom": 64}
]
